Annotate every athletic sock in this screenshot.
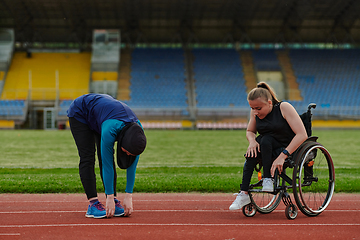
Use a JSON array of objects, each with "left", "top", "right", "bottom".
[{"left": 90, "top": 199, "right": 98, "bottom": 206}]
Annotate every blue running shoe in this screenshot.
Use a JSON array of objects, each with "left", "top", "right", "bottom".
[
  {"left": 114, "top": 199, "right": 125, "bottom": 217},
  {"left": 85, "top": 201, "right": 106, "bottom": 219}
]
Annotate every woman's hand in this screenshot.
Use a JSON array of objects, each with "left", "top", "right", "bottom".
[
  {"left": 270, "top": 155, "right": 286, "bottom": 177},
  {"left": 106, "top": 194, "right": 115, "bottom": 218},
  {"left": 123, "top": 193, "right": 133, "bottom": 217},
  {"left": 245, "top": 140, "right": 260, "bottom": 158}
]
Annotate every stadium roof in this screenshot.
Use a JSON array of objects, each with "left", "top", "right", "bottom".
[{"left": 0, "top": 0, "right": 359, "bottom": 45}]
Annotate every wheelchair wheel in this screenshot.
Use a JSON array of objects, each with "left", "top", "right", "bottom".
[
  {"left": 248, "top": 178, "right": 283, "bottom": 214},
  {"left": 285, "top": 204, "right": 298, "bottom": 220},
  {"left": 242, "top": 204, "right": 257, "bottom": 217},
  {"left": 292, "top": 141, "right": 335, "bottom": 217}
]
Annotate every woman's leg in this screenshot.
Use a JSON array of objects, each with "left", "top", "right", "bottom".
[
  {"left": 240, "top": 156, "right": 259, "bottom": 191},
  {"left": 258, "top": 135, "right": 284, "bottom": 179},
  {"left": 240, "top": 135, "right": 263, "bottom": 191},
  {"left": 69, "top": 117, "right": 98, "bottom": 200}
]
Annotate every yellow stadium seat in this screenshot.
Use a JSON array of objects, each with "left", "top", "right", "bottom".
[
  {"left": 2, "top": 52, "right": 91, "bottom": 100},
  {"left": 92, "top": 71, "right": 118, "bottom": 81}
]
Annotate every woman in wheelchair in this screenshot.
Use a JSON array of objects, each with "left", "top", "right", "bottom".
[{"left": 229, "top": 82, "right": 308, "bottom": 211}]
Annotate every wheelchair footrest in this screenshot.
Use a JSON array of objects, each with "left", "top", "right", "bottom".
[{"left": 282, "top": 192, "right": 294, "bottom": 207}]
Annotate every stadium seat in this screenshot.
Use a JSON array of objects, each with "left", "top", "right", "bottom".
[
  {"left": 288, "top": 49, "right": 360, "bottom": 117},
  {"left": 192, "top": 48, "right": 248, "bottom": 108},
  {"left": 123, "top": 48, "right": 188, "bottom": 110}
]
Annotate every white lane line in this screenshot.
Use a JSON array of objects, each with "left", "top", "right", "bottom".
[
  {"left": 0, "top": 199, "right": 358, "bottom": 203},
  {"left": 0, "top": 223, "right": 359, "bottom": 228},
  {"left": 0, "top": 233, "right": 21, "bottom": 235},
  {"left": 0, "top": 209, "right": 358, "bottom": 214}
]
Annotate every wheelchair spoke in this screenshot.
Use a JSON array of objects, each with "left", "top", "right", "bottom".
[{"left": 249, "top": 176, "right": 283, "bottom": 214}]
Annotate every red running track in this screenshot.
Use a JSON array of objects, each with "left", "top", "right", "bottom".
[{"left": 0, "top": 193, "right": 359, "bottom": 240}]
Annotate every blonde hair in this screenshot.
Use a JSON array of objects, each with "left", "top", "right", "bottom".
[{"left": 247, "top": 82, "right": 280, "bottom": 105}]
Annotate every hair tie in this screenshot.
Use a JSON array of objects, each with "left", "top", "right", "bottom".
[{"left": 257, "top": 84, "right": 267, "bottom": 89}]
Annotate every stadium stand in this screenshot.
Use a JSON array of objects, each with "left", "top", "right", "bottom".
[
  {"left": 0, "top": 100, "right": 26, "bottom": 117},
  {"left": 0, "top": 99, "right": 27, "bottom": 127},
  {"left": 125, "top": 48, "right": 188, "bottom": 108},
  {"left": 91, "top": 71, "right": 118, "bottom": 81},
  {"left": 277, "top": 50, "right": 302, "bottom": 101},
  {"left": 2, "top": 52, "right": 90, "bottom": 100},
  {"left": 89, "top": 29, "right": 120, "bottom": 98},
  {"left": 57, "top": 99, "right": 73, "bottom": 117},
  {"left": 240, "top": 51, "right": 257, "bottom": 92},
  {"left": 288, "top": 49, "right": 360, "bottom": 118},
  {"left": 117, "top": 48, "right": 132, "bottom": 101},
  {"left": 0, "top": 29, "right": 13, "bottom": 72},
  {"left": 192, "top": 48, "right": 248, "bottom": 108},
  {"left": 1, "top": 0, "right": 359, "bottom": 129},
  {"left": 251, "top": 49, "right": 281, "bottom": 71},
  {"left": 1, "top": 46, "right": 359, "bottom": 129}
]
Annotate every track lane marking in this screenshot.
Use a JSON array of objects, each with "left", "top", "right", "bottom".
[
  {"left": 0, "top": 209, "right": 358, "bottom": 214},
  {"left": 1, "top": 223, "right": 360, "bottom": 228},
  {"left": 0, "top": 199, "right": 358, "bottom": 203}
]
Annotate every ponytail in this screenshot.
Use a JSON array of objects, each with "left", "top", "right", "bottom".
[{"left": 247, "top": 82, "right": 280, "bottom": 105}]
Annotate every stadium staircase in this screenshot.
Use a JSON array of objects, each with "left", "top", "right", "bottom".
[
  {"left": 117, "top": 48, "right": 132, "bottom": 101},
  {"left": 277, "top": 50, "right": 302, "bottom": 101},
  {"left": 0, "top": 29, "right": 14, "bottom": 99},
  {"left": 184, "top": 49, "right": 197, "bottom": 121},
  {"left": 89, "top": 30, "right": 121, "bottom": 99},
  {"left": 239, "top": 51, "right": 257, "bottom": 92}
]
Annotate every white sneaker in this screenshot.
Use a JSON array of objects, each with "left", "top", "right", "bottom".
[
  {"left": 229, "top": 192, "right": 251, "bottom": 210},
  {"left": 262, "top": 178, "right": 274, "bottom": 192}
]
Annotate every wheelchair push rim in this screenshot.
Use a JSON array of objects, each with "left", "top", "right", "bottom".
[{"left": 293, "top": 142, "right": 335, "bottom": 216}]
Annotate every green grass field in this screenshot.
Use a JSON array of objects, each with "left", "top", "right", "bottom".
[{"left": 0, "top": 129, "right": 359, "bottom": 193}]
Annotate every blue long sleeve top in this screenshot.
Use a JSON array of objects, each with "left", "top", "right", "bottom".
[{"left": 67, "top": 93, "right": 141, "bottom": 195}]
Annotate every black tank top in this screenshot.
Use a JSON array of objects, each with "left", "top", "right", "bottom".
[{"left": 256, "top": 102, "right": 295, "bottom": 146}]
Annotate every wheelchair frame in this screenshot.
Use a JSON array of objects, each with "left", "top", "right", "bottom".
[{"left": 242, "top": 103, "right": 335, "bottom": 220}]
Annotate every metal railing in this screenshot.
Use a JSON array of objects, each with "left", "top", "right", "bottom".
[{"left": 1, "top": 88, "right": 88, "bottom": 101}]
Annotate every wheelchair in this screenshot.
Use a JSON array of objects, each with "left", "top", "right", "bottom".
[{"left": 242, "top": 103, "right": 335, "bottom": 220}]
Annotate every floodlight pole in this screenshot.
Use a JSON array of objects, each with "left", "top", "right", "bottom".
[
  {"left": 55, "top": 70, "right": 59, "bottom": 115},
  {"left": 28, "top": 70, "right": 32, "bottom": 100}
]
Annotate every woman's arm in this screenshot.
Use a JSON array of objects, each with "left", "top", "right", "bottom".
[
  {"left": 123, "top": 120, "right": 143, "bottom": 216},
  {"left": 101, "top": 120, "right": 125, "bottom": 195},
  {"left": 245, "top": 109, "right": 260, "bottom": 158},
  {"left": 125, "top": 156, "right": 139, "bottom": 193},
  {"left": 123, "top": 156, "right": 139, "bottom": 216},
  {"left": 101, "top": 120, "right": 125, "bottom": 217},
  {"left": 270, "top": 102, "right": 308, "bottom": 176}
]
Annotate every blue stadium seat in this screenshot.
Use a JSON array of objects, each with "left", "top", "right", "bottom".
[
  {"left": 125, "top": 48, "right": 188, "bottom": 110},
  {"left": 192, "top": 48, "right": 247, "bottom": 108},
  {"left": 251, "top": 49, "right": 281, "bottom": 71},
  {"left": 58, "top": 100, "right": 73, "bottom": 116},
  {"left": 0, "top": 100, "right": 26, "bottom": 117},
  {"left": 289, "top": 49, "right": 360, "bottom": 117}
]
